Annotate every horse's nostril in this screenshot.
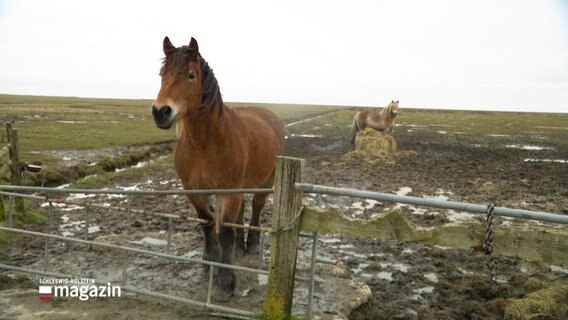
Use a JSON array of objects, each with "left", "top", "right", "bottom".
[{"left": 152, "top": 106, "right": 173, "bottom": 120}]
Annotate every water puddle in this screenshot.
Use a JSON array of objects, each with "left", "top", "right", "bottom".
[
  {"left": 351, "top": 199, "right": 381, "bottom": 216},
  {"left": 524, "top": 159, "right": 567, "bottom": 164},
  {"left": 129, "top": 237, "right": 168, "bottom": 246},
  {"left": 57, "top": 120, "right": 87, "bottom": 124},
  {"left": 396, "top": 187, "right": 412, "bottom": 196},
  {"left": 285, "top": 115, "right": 323, "bottom": 127},
  {"left": 319, "top": 237, "right": 342, "bottom": 244},
  {"left": 413, "top": 286, "right": 434, "bottom": 294},
  {"left": 182, "top": 250, "right": 201, "bottom": 259},
  {"left": 446, "top": 210, "right": 477, "bottom": 222},
  {"left": 424, "top": 272, "right": 438, "bottom": 283},
  {"left": 486, "top": 134, "right": 510, "bottom": 137},
  {"left": 289, "top": 133, "right": 323, "bottom": 138},
  {"left": 506, "top": 144, "right": 553, "bottom": 151},
  {"left": 377, "top": 271, "right": 393, "bottom": 281},
  {"left": 534, "top": 126, "right": 568, "bottom": 130},
  {"left": 88, "top": 225, "right": 100, "bottom": 234},
  {"left": 257, "top": 274, "right": 268, "bottom": 286},
  {"left": 549, "top": 265, "right": 568, "bottom": 274}
]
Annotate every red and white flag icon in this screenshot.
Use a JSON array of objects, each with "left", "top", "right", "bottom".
[{"left": 38, "top": 286, "right": 53, "bottom": 301}]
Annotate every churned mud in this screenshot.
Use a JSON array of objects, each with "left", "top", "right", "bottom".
[{"left": 2, "top": 109, "right": 568, "bottom": 319}]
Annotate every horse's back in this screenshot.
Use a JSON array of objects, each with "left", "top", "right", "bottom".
[{"left": 234, "top": 106, "right": 285, "bottom": 153}]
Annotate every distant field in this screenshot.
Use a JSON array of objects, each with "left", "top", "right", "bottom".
[
  {"left": 323, "top": 106, "right": 568, "bottom": 138},
  {"left": 1, "top": 93, "right": 566, "bottom": 174},
  {"left": 0, "top": 94, "right": 340, "bottom": 163}
]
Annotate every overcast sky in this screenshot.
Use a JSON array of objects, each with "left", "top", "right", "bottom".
[{"left": 1, "top": 0, "right": 567, "bottom": 112}]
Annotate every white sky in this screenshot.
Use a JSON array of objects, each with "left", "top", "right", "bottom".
[{"left": 1, "top": 0, "right": 567, "bottom": 112}]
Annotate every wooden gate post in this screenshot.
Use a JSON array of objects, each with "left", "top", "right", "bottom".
[
  {"left": 263, "top": 156, "right": 305, "bottom": 320},
  {"left": 6, "top": 123, "right": 24, "bottom": 212}
]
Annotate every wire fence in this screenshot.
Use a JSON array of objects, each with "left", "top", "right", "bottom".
[
  {"left": 0, "top": 186, "right": 278, "bottom": 317},
  {"left": 0, "top": 185, "right": 325, "bottom": 318},
  {"left": 1, "top": 179, "right": 567, "bottom": 318}
]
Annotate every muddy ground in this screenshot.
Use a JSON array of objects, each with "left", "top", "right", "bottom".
[{"left": 1, "top": 109, "right": 568, "bottom": 319}]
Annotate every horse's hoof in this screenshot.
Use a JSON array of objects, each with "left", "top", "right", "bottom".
[
  {"left": 246, "top": 243, "right": 260, "bottom": 256},
  {"left": 212, "top": 286, "right": 233, "bottom": 302},
  {"left": 235, "top": 245, "right": 246, "bottom": 261},
  {"left": 246, "top": 232, "right": 260, "bottom": 252}
]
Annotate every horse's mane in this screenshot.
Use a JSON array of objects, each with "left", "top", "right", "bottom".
[
  {"left": 199, "top": 58, "right": 224, "bottom": 118},
  {"left": 379, "top": 101, "right": 397, "bottom": 120},
  {"left": 162, "top": 46, "right": 224, "bottom": 118}
]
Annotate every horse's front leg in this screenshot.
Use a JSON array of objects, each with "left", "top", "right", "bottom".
[
  {"left": 189, "top": 195, "right": 219, "bottom": 274},
  {"left": 246, "top": 192, "right": 269, "bottom": 254},
  {"left": 212, "top": 194, "right": 242, "bottom": 302}
]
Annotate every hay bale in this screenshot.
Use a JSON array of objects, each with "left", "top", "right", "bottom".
[
  {"left": 504, "top": 283, "right": 568, "bottom": 320},
  {"left": 344, "top": 128, "right": 397, "bottom": 162}
]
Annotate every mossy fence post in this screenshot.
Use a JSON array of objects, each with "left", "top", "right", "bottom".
[
  {"left": 263, "top": 156, "right": 305, "bottom": 320},
  {"left": 5, "top": 123, "right": 24, "bottom": 212}
]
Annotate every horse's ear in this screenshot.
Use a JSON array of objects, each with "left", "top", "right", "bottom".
[
  {"left": 391, "top": 100, "right": 394, "bottom": 103},
  {"left": 189, "top": 37, "right": 199, "bottom": 53},
  {"left": 396, "top": 100, "right": 399, "bottom": 103},
  {"left": 163, "top": 36, "right": 175, "bottom": 55}
]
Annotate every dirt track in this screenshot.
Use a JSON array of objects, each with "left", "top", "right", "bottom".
[{"left": 2, "top": 108, "right": 568, "bottom": 319}]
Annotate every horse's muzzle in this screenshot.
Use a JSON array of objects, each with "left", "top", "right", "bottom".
[{"left": 152, "top": 105, "right": 176, "bottom": 129}]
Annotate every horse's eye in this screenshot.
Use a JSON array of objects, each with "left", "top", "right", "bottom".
[{"left": 188, "top": 72, "right": 195, "bottom": 80}]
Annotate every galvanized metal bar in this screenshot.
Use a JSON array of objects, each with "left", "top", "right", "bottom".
[
  {"left": 0, "top": 226, "right": 268, "bottom": 275},
  {"left": 0, "top": 263, "right": 255, "bottom": 317},
  {"left": 48, "top": 201, "right": 54, "bottom": 226},
  {"left": 258, "top": 230, "right": 265, "bottom": 268},
  {"left": 43, "top": 239, "right": 49, "bottom": 271},
  {"left": 0, "top": 191, "right": 45, "bottom": 200},
  {"left": 126, "top": 195, "right": 132, "bottom": 239},
  {"left": 167, "top": 217, "right": 173, "bottom": 250},
  {"left": 306, "top": 232, "right": 319, "bottom": 319},
  {"left": 84, "top": 205, "right": 90, "bottom": 241},
  {"left": 206, "top": 265, "right": 214, "bottom": 305},
  {"left": 44, "top": 200, "right": 53, "bottom": 271},
  {"left": 8, "top": 195, "right": 13, "bottom": 228},
  {"left": 122, "top": 263, "right": 128, "bottom": 283},
  {"left": 295, "top": 183, "right": 568, "bottom": 224},
  {"left": 0, "top": 185, "right": 273, "bottom": 196}
]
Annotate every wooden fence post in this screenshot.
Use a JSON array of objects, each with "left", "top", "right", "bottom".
[
  {"left": 6, "top": 123, "right": 24, "bottom": 212},
  {"left": 263, "top": 156, "right": 305, "bottom": 320}
]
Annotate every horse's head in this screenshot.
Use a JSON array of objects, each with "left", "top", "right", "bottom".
[
  {"left": 388, "top": 100, "right": 400, "bottom": 119},
  {"left": 152, "top": 37, "right": 203, "bottom": 129}
]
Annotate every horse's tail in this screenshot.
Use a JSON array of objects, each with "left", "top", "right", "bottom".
[{"left": 350, "top": 113, "right": 360, "bottom": 147}]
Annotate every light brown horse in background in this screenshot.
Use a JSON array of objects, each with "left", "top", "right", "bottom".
[
  {"left": 151, "top": 37, "right": 285, "bottom": 301},
  {"left": 350, "top": 100, "right": 399, "bottom": 146}
]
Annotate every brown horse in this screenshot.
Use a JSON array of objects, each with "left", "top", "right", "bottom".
[
  {"left": 151, "top": 37, "right": 285, "bottom": 301},
  {"left": 350, "top": 100, "right": 399, "bottom": 146}
]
